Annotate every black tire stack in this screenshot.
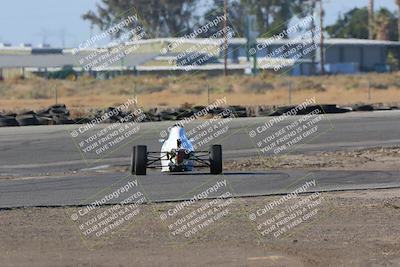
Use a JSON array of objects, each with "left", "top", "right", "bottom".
[
  {"left": 15, "top": 113, "right": 40, "bottom": 126},
  {"left": 0, "top": 115, "right": 19, "bottom": 127},
  {"left": 48, "top": 104, "right": 73, "bottom": 125}
]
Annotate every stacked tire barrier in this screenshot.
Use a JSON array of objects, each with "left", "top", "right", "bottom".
[
  {"left": 0, "top": 104, "right": 73, "bottom": 127},
  {"left": 0, "top": 116, "right": 19, "bottom": 127},
  {"left": 0, "top": 103, "right": 398, "bottom": 127},
  {"left": 269, "top": 104, "right": 352, "bottom": 116},
  {"left": 351, "top": 103, "right": 399, "bottom": 112}
]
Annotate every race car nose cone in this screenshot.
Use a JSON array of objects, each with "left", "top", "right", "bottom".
[{"left": 169, "top": 125, "right": 186, "bottom": 139}]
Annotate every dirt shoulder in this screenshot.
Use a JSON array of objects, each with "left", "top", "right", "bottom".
[
  {"left": 93, "top": 146, "right": 400, "bottom": 176},
  {"left": 226, "top": 146, "right": 400, "bottom": 171},
  {"left": 1, "top": 72, "right": 400, "bottom": 111},
  {"left": 1, "top": 188, "right": 400, "bottom": 267}
]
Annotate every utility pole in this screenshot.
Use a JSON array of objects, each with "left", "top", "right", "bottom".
[
  {"left": 310, "top": 0, "right": 316, "bottom": 75},
  {"left": 319, "top": 0, "right": 325, "bottom": 75},
  {"left": 207, "top": 84, "right": 210, "bottom": 105},
  {"left": 245, "top": 15, "right": 259, "bottom": 75},
  {"left": 54, "top": 86, "right": 58, "bottom": 105},
  {"left": 223, "top": 0, "right": 228, "bottom": 76},
  {"left": 368, "top": 0, "right": 374, "bottom": 39},
  {"left": 133, "top": 82, "right": 137, "bottom": 102},
  {"left": 60, "top": 30, "right": 64, "bottom": 48},
  {"left": 37, "top": 29, "right": 49, "bottom": 45},
  {"left": 368, "top": 79, "right": 372, "bottom": 102}
]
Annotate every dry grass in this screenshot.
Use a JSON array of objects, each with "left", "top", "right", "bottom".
[{"left": 0, "top": 72, "right": 399, "bottom": 112}]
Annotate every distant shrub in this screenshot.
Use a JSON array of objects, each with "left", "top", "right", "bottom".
[
  {"left": 371, "top": 83, "right": 389, "bottom": 90},
  {"left": 392, "top": 81, "right": 400, "bottom": 89},
  {"left": 345, "top": 82, "right": 360, "bottom": 90},
  {"left": 184, "top": 86, "right": 203, "bottom": 95},
  {"left": 0, "top": 85, "right": 11, "bottom": 96},
  {"left": 296, "top": 79, "right": 326, "bottom": 92},
  {"left": 181, "top": 102, "right": 193, "bottom": 109},
  {"left": 117, "top": 87, "right": 131, "bottom": 94},
  {"left": 8, "top": 75, "right": 24, "bottom": 84},
  {"left": 142, "top": 85, "right": 167, "bottom": 94},
  {"left": 245, "top": 81, "right": 275, "bottom": 94},
  {"left": 28, "top": 88, "right": 51, "bottom": 99},
  {"left": 210, "top": 85, "right": 234, "bottom": 94}
]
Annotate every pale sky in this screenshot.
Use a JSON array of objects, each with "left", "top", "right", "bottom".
[{"left": 0, "top": 0, "right": 397, "bottom": 48}]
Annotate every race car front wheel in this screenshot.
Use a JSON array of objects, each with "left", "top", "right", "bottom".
[
  {"left": 210, "top": 145, "right": 222, "bottom": 174},
  {"left": 131, "top": 145, "right": 147, "bottom": 175}
]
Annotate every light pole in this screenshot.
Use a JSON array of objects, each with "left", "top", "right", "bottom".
[
  {"left": 368, "top": 0, "right": 374, "bottom": 39},
  {"left": 319, "top": 0, "right": 325, "bottom": 75},
  {"left": 223, "top": 0, "right": 228, "bottom": 76},
  {"left": 310, "top": 0, "right": 316, "bottom": 75}
]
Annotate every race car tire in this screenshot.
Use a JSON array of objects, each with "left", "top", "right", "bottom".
[
  {"left": 134, "top": 145, "right": 147, "bottom": 175},
  {"left": 210, "top": 145, "right": 222, "bottom": 174},
  {"left": 130, "top": 146, "right": 136, "bottom": 174}
]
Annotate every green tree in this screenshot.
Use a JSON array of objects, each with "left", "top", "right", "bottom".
[
  {"left": 195, "top": 1, "right": 245, "bottom": 38},
  {"left": 326, "top": 7, "right": 369, "bottom": 39},
  {"left": 326, "top": 7, "right": 398, "bottom": 41},
  {"left": 82, "top": 0, "right": 196, "bottom": 38},
  {"left": 239, "top": 0, "right": 298, "bottom": 37},
  {"left": 82, "top": 0, "right": 310, "bottom": 39},
  {"left": 387, "top": 50, "right": 399, "bottom": 71},
  {"left": 373, "top": 8, "right": 398, "bottom": 41},
  {"left": 397, "top": 0, "right": 400, "bottom": 41}
]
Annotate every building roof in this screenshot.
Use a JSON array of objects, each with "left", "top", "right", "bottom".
[
  {"left": 0, "top": 37, "right": 399, "bottom": 70},
  {"left": 0, "top": 52, "right": 158, "bottom": 68},
  {"left": 228, "top": 38, "right": 400, "bottom": 46}
]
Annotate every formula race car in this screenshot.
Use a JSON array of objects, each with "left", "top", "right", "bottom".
[{"left": 130, "top": 125, "right": 222, "bottom": 175}]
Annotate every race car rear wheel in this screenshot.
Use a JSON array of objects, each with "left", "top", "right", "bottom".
[
  {"left": 130, "top": 146, "right": 136, "bottom": 175},
  {"left": 132, "top": 145, "right": 147, "bottom": 175},
  {"left": 210, "top": 145, "right": 222, "bottom": 174}
]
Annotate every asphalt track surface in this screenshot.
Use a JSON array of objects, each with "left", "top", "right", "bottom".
[{"left": 0, "top": 111, "right": 399, "bottom": 208}]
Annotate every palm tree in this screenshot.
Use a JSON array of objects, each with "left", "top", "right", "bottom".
[{"left": 374, "top": 9, "right": 391, "bottom": 40}]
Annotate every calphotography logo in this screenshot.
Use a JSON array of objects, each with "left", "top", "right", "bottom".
[
  {"left": 248, "top": 176, "right": 325, "bottom": 239},
  {"left": 72, "top": 10, "right": 148, "bottom": 71},
  {"left": 67, "top": 178, "right": 147, "bottom": 244},
  {"left": 159, "top": 178, "right": 235, "bottom": 240},
  {"left": 248, "top": 97, "right": 334, "bottom": 155},
  {"left": 69, "top": 97, "right": 147, "bottom": 164}
]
